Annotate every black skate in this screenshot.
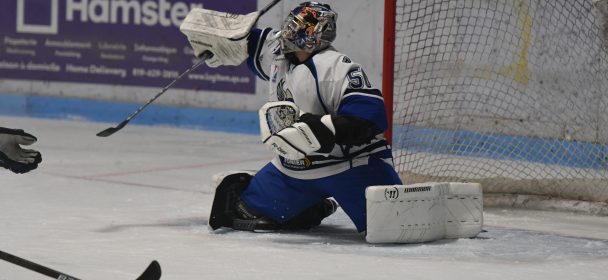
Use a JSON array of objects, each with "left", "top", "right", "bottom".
[
  {"left": 208, "top": 172, "right": 280, "bottom": 232},
  {"left": 208, "top": 171, "right": 339, "bottom": 232},
  {"left": 280, "top": 198, "right": 339, "bottom": 230}
]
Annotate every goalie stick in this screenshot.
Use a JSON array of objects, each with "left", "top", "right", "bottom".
[
  {"left": 96, "top": 0, "right": 283, "bottom": 137},
  {"left": 0, "top": 250, "right": 161, "bottom": 280},
  {"left": 95, "top": 55, "right": 208, "bottom": 137}
]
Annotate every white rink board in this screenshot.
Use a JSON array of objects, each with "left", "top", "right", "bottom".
[{"left": 0, "top": 0, "right": 384, "bottom": 112}]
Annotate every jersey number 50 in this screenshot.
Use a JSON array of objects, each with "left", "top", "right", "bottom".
[{"left": 347, "top": 67, "right": 372, "bottom": 89}]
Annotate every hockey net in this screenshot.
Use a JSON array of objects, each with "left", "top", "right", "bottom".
[{"left": 384, "top": 0, "right": 608, "bottom": 214}]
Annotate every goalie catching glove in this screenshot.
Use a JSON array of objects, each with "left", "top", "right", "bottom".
[
  {"left": 180, "top": 8, "right": 259, "bottom": 67},
  {"left": 0, "top": 127, "right": 42, "bottom": 174},
  {"left": 259, "top": 101, "right": 335, "bottom": 160}
]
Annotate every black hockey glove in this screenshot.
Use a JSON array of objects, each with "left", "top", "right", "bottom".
[
  {"left": 288, "top": 113, "right": 382, "bottom": 150},
  {"left": 263, "top": 112, "right": 336, "bottom": 160},
  {"left": 262, "top": 111, "right": 382, "bottom": 160},
  {"left": 297, "top": 113, "right": 336, "bottom": 153},
  {"left": 0, "top": 127, "right": 42, "bottom": 174},
  {"left": 332, "top": 115, "right": 382, "bottom": 146}
]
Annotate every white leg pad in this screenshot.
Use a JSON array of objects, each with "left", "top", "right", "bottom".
[
  {"left": 444, "top": 182, "right": 484, "bottom": 239},
  {"left": 365, "top": 182, "right": 483, "bottom": 244}
]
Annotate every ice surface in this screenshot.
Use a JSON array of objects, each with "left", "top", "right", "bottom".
[{"left": 1, "top": 116, "right": 607, "bottom": 280}]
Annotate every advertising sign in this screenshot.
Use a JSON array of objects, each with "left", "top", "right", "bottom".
[{"left": 0, "top": 0, "right": 257, "bottom": 93}]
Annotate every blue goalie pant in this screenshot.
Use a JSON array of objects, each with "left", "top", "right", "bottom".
[{"left": 241, "top": 157, "right": 403, "bottom": 232}]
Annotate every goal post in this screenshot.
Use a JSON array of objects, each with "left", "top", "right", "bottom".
[
  {"left": 383, "top": 0, "right": 608, "bottom": 214},
  {"left": 383, "top": 0, "right": 397, "bottom": 144}
]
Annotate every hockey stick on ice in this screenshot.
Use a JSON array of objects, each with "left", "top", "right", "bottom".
[
  {"left": 0, "top": 250, "right": 161, "bottom": 280},
  {"left": 96, "top": 54, "right": 209, "bottom": 137},
  {"left": 96, "top": 0, "right": 283, "bottom": 137}
]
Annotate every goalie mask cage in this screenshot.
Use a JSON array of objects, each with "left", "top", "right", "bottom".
[{"left": 383, "top": 0, "right": 608, "bottom": 214}]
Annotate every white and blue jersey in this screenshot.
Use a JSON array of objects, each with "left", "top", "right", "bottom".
[
  {"left": 246, "top": 28, "right": 394, "bottom": 180},
  {"left": 241, "top": 28, "right": 402, "bottom": 232}
]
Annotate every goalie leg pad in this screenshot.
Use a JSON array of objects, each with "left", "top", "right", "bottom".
[
  {"left": 209, "top": 171, "right": 280, "bottom": 232},
  {"left": 209, "top": 170, "right": 338, "bottom": 232},
  {"left": 365, "top": 182, "right": 483, "bottom": 244},
  {"left": 444, "top": 182, "right": 484, "bottom": 238}
]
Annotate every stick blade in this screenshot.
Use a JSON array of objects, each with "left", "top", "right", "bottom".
[
  {"left": 96, "top": 127, "right": 118, "bottom": 137},
  {"left": 96, "top": 121, "right": 128, "bottom": 137},
  {"left": 136, "top": 260, "right": 161, "bottom": 280}
]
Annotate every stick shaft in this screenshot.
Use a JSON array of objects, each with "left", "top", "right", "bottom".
[
  {"left": 0, "top": 250, "right": 80, "bottom": 280},
  {"left": 125, "top": 0, "right": 282, "bottom": 121},
  {"left": 96, "top": 0, "right": 284, "bottom": 137},
  {"left": 123, "top": 57, "right": 207, "bottom": 123},
  {"left": 260, "top": 0, "right": 282, "bottom": 14}
]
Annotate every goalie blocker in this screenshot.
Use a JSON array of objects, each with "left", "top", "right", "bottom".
[{"left": 365, "top": 182, "right": 483, "bottom": 243}]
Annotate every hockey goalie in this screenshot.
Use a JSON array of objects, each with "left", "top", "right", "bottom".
[{"left": 180, "top": 1, "right": 483, "bottom": 243}]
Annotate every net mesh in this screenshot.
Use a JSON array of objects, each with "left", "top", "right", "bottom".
[{"left": 391, "top": 0, "right": 608, "bottom": 213}]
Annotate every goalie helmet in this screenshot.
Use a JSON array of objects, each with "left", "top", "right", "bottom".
[{"left": 280, "top": 2, "right": 337, "bottom": 54}]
